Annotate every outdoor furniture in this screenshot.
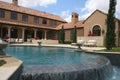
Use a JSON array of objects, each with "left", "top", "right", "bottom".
[
  {"left": 77, "top": 40, "right": 84, "bottom": 49},
  {"left": 84, "top": 40, "right": 97, "bottom": 47},
  {"left": 15, "top": 39, "right": 23, "bottom": 43},
  {"left": 37, "top": 40, "right": 42, "bottom": 46},
  {"left": 77, "top": 40, "right": 84, "bottom": 45}
]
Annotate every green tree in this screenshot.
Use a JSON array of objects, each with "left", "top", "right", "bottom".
[
  {"left": 105, "top": 0, "right": 116, "bottom": 50},
  {"left": 71, "top": 26, "right": 77, "bottom": 43},
  {"left": 59, "top": 25, "right": 65, "bottom": 43}
]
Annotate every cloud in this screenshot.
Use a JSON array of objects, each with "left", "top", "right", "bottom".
[
  {"left": 116, "top": 0, "right": 120, "bottom": 13},
  {"left": 0, "top": 0, "right": 12, "bottom": 3},
  {"left": 81, "top": 0, "right": 120, "bottom": 19},
  {"left": 0, "top": 0, "right": 57, "bottom": 7},
  {"left": 60, "top": 10, "right": 71, "bottom": 22}
]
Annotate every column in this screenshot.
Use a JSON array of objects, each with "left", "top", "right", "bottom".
[
  {"left": 8, "top": 27, "right": 11, "bottom": 38},
  {"left": 22, "top": 28, "right": 25, "bottom": 41},
  {"left": 34, "top": 29, "right": 37, "bottom": 38},
  {"left": 44, "top": 30, "right": 48, "bottom": 40}
]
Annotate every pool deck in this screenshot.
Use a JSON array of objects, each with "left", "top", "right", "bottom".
[{"left": 0, "top": 56, "right": 22, "bottom": 80}]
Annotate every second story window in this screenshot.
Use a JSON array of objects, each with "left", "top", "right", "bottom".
[
  {"left": 42, "top": 18, "right": 47, "bottom": 24},
  {"left": 22, "top": 14, "right": 28, "bottom": 22},
  {"left": 0, "top": 9, "right": 5, "bottom": 18},
  {"left": 34, "top": 16, "right": 39, "bottom": 24},
  {"left": 11, "top": 12, "right": 17, "bottom": 20},
  {"left": 50, "top": 20, "right": 57, "bottom": 26}
]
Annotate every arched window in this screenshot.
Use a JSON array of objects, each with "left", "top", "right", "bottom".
[{"left": 92, "top": 25, "right": 101, "bottom": 36}]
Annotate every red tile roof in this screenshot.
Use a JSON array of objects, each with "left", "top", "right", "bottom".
[
  {"left": 0, "top": 1, "right": 66, "bottom": 22},
  {"left": 56, "top": 21, "right": 84, "bottom": 30}
]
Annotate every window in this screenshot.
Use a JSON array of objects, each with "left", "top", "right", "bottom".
[
  {"left": 34, "top": 16, "right": 39, "bottom": 23},
  {"left": 50, "top": 20, "right": 57, "bottom": 26},
  {"left": 92, "top": 25, "right": 101, "bottom": 36},
  {"left": 11, "top": 12, "right": 17, "bottom": 20},
  {"left": 0, "top": 9, "right": 5, "bottom": 18},
  {"left": 22, "top": 14, "right": 28, "bottom": 22},
  {"left": 42, "top": 18, "right": 47, "bottom": 24}
]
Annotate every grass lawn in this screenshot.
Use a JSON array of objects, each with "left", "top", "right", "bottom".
[
  {"left": 98, "top": 47, "right": 120, "bottom": 52},
  {"left": 0, "top": 60, "right": 6, "bottom": 66}
]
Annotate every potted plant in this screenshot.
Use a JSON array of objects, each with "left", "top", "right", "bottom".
[{"left": 27, "top": 35, "right": 32, "bottom": 42}]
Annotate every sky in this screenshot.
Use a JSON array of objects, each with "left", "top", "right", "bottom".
[{"left": 0, "top": 0, "right": 120, "bottom": 22}]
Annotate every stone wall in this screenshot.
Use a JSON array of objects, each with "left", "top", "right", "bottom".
[{"left": 77, "top": 36, "right": 104, "bottom": 46}]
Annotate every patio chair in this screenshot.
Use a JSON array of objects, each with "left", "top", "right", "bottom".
[
  {"left": 84, "top": 40, "right": 97, "bottom": 47},
  {"left": 77, "top": 40, "right": 84, "bottom": 45}
]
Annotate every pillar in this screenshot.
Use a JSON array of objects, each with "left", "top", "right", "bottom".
[
  {"left": 34, "top": 29, "right": 37, "bottom": 38},
  {"left": 22, "top": 28, "right": 25, "bottom": 41},
  {"left": 8, "top": 27, "right": 11, "bottom": 38},
  {"left": 44, "top": 30, "right": 48, "bottom": 40}
]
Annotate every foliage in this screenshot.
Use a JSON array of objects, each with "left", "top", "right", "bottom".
[
  {"left": 58, "top": 25, "right": 65, "bottom": 44},
  {"left": 105, "top": 0, "right": 116, "bottom": 50},
  {"left": 71, "top": 26, "right": 77, "bottom": 43},
  {"left": 64, "top": 41, "right": 72, "bottom": 44},
  {"left": 27, "top": 35, "right": 32, "bottom": 39},
  {"left": 0, "top": 60, "right": 6, "bottom": 66},
  {"left": 97, "top": 47, "right": 120, "bottom": 52}
]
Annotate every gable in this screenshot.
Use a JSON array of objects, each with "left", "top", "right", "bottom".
[{"left": 84, "top": 10, "right": 107, "bottom": 25}]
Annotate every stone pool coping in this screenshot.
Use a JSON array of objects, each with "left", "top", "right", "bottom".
[
  {"left": 10, "top": 43, "right": 105, "bottom": 51},
  {"left": 0, "top": 56, "right": 23, "bottom": 80}
]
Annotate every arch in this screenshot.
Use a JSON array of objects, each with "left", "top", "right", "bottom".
[
  {"left": 11, "top": 28, "right": 18, "bottom": 38},
  {"left": 2, "top": 27, "right": 8, "bottom": 38},
  {"left": 36, "top": 30, "right": 44, "bottom": 39},
  {"left": 92, "top": 25, "right": 101, "bottom": 36},
  {"left": 24, "top": 28, "right": 34, "bottom": 41}
]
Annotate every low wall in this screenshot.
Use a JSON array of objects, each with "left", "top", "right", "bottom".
[
  {"left": 77, "top": 36, "right": 104, "bottom": 46},
  {"left": 86, "top": 51, "right": 120, "bottom": 66},
  {"left": 32, "top": 39, "right": 58, "bottom": 44},
  {"left": 8, "top": 64, "right": 23, "bottom": 80},
  {"left": 0, "top": 57, "right": 23, "bottom": 80}
]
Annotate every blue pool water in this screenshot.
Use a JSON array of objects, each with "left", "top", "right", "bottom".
[
  {"left": 4, "top": 46, "right": 120, "bottom": 80},
  {"left": 5, "top": 46, "right": 100, "bottom": 66}
]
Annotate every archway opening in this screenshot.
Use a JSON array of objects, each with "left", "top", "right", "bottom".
[
  {"left": 2, "top": 27, "right": 8, "bottom": 38},
  {"left": 36, "top": 30, "right": 43, "bottom": 39},
  {"left": 24, "top": 29, "right": 34, "bottom": 42},
  {"left": 11, "top": 28, "right": 18, "bottom": 38}
]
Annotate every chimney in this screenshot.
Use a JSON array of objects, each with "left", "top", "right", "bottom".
[
  {"left": 71, "top": 12, "right": 79, "bottom": 24},
  {"left": 12, "top": 0, "right": 18, "bottom": 6}
]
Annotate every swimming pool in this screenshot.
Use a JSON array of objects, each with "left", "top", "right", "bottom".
[
  {"left": 5, "top": 46, "right": 101, "bottom": 66},
  {"left": 4, "top": 46, "right": 120, "bottom": 80}
]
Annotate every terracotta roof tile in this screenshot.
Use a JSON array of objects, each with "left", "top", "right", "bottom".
[
  {"left": 0, "top": 1, "right": 66, "bottom": 22},
  {"left": 56, "top": 21, "right": 84, "bottom": 30}
]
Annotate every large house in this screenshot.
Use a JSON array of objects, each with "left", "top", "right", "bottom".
[{"left": 0, "top": 0, "right": 120, "bottom": 46}]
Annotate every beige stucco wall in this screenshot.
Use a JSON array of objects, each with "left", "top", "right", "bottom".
[
  {"left": 84, "top": 10, "right": 120, "bottom": 46},
  {"left": 65, "top": 29, "right": 71, "bottom": 41},
  {"left": 64, "top": 28, "right": 84, "bottom": 41},
  {"left": 0, "top": 9, "right": 65, "bottom": 28},
  {"left": 84, "top": 11, "right": 107, "bottom": 37},
  {"left": 77, "top": 28, "right": 84, "bottom": 37}
]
